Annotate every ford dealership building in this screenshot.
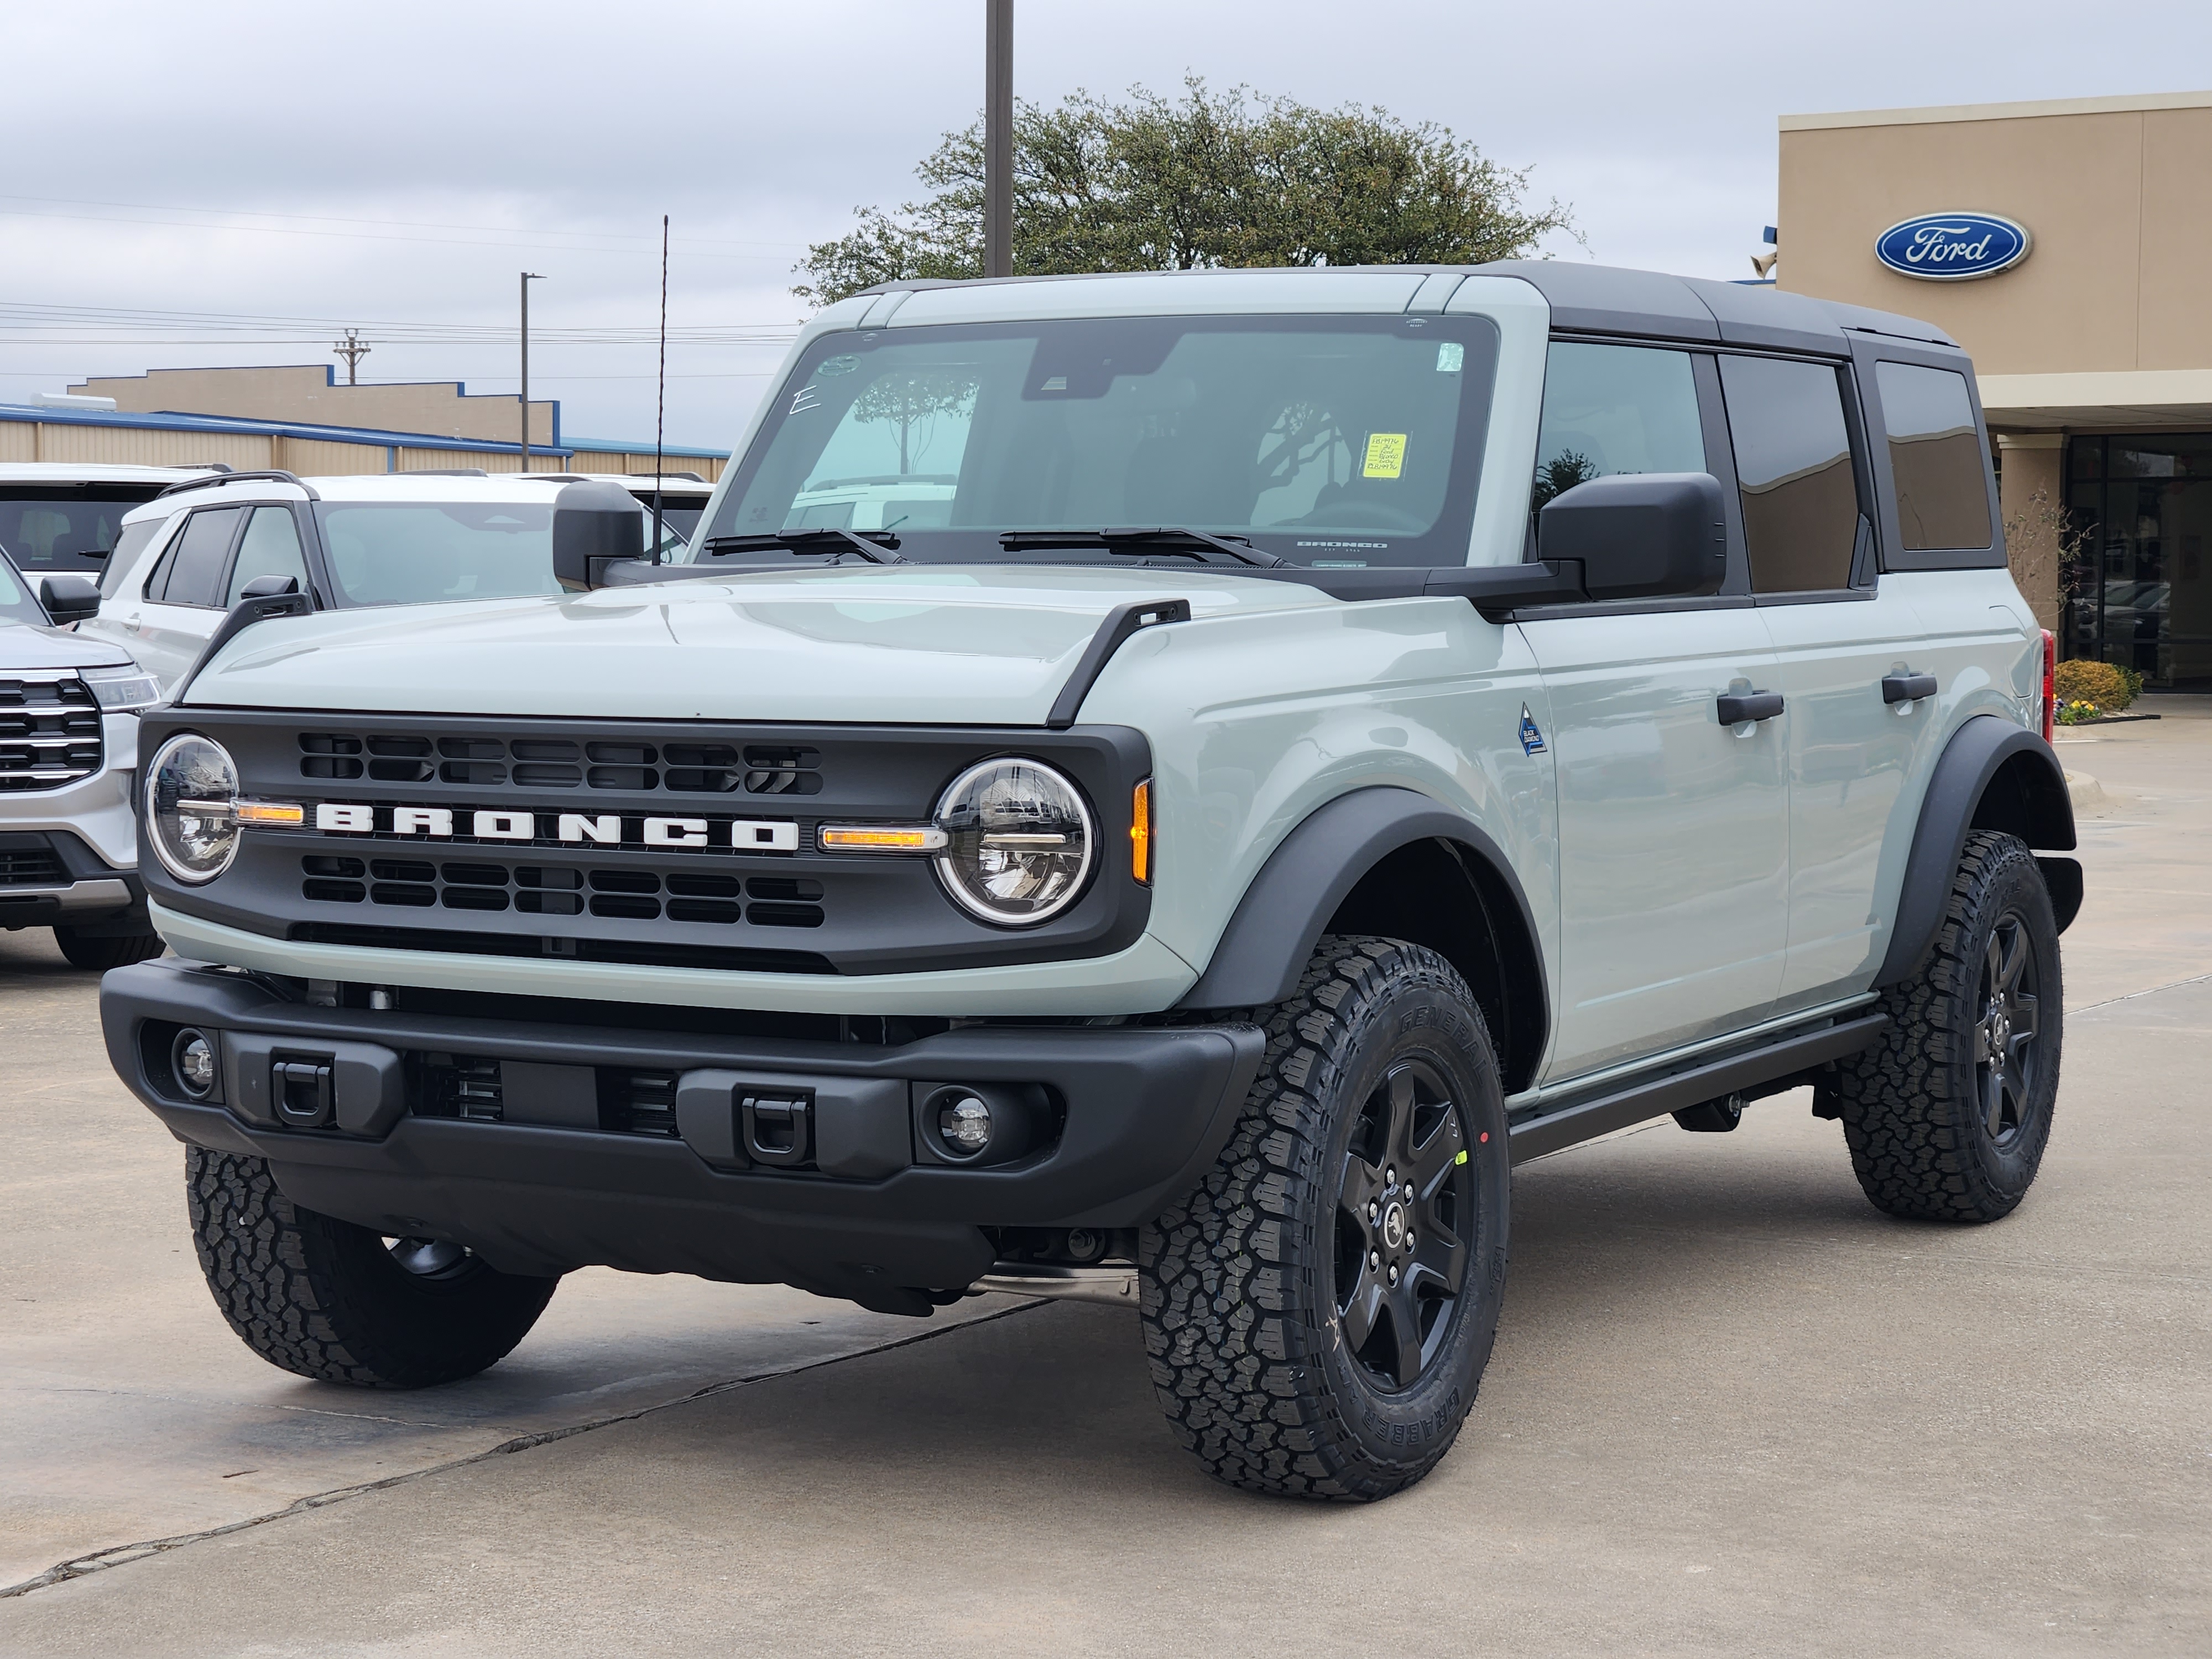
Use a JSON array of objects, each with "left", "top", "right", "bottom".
[{"left": 1778, "top": 88, "right": 2212, "bottom": 686}]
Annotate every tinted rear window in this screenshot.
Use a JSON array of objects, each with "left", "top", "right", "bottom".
[
  {"left": 1877, "top": 362, "right": 1992, "bottom": 551},
  {"left": 0, "top": 486, "right": 165, "bottom": 571},
  {"left": 1719, "top": 356, "right": 1861, "bottom": 594}
]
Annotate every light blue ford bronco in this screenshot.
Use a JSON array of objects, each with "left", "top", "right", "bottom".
[{"left": 102, "top": 263, "right": 2078, "bottom": 1500}]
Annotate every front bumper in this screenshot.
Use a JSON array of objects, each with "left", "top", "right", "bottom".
[
  {"left": 0, "top": 829, "right": 144, "bottom": 932},
  {"left": 101, "top": 959, "right": 1264, "bottom": 1310}
]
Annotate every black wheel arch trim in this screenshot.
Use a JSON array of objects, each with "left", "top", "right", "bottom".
[
  {"left": 1174, "top": 786, "right": 1549, "bottom": 1088},
  {"left": 1875, "top": 714, "right": 2078, "bottom": 989}
]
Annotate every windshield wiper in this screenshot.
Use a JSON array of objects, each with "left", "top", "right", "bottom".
[
  {"left": 997, "top": 528, "right": 1289, "bottom": 568},
  {"left": 701, "top": 529, "right": 906, "bottom": 564}
]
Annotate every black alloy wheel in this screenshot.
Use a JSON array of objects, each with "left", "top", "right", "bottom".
[
  {"left": 1141, "top": 936, "right": 1510, "bottom": 1500},
  {"left": 1834, "top": 830, "right": 2063, "bottom": 1223},
  {"left": 1974, "top": 909, "right": 2041, "bottom": 1144},
  {"left": 1335, "top": 1058, "right": 1472, "bottom": 1392}
]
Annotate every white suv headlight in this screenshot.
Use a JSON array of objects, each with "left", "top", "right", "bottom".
[
  {"left": 933, "top": 758, "right": 1095, "bottom": 925},
  {"left": 145, "top": 733, "right": 242, "bottom": 883},
  {"left": 82, "top": 665, "right": 163, "bottom": 711}
]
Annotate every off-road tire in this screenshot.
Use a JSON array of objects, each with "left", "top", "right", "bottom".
[
  {"left": 52, "top": 926, "right": 164, "bottom": 970},
  {"left": 186, "top": 1146, "right": 560, "bottom": 1387},
  {"left": 1834, "top": 831, "right": 2062, "bottom": 1222},
  {"left": 1140, "top": 936, "right": 1510, "bottom": 1501}
]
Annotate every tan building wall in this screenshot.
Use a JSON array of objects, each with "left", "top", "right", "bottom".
[
  {"left": 69, "top": 364, "right": 557, "bottom": 448},
  {"left": 1777, "top": 91, "right": 2212, "bottom": 382},
  {"left": 1778, "top": 90, "right": 2212, "bottom": 635},
  {"left": 1, "top": 417, "right": 725, "bottom": 482},
  {"left": 0, "top": 418, "right": 541, "bottom": 477}
]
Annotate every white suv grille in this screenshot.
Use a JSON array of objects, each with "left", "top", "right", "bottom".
[{"left": 0, "top": 674, "right": 103, "bottom": 793}]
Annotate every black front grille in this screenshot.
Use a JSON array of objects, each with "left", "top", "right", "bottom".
[
  {"left": 0, "top": 844, "right": 66, "bottom": 885},
  {"left": 0, "top": 676, "right": 102, "bottom": 793},
  {"left": 300, "top": 855, "right": 825, "bottom": 928},
  {"left": 299, "top": 731, "right": 822, "bottom": 795},
  {"left": 600, "top": 1070, "right": 681, "bottom": 1136},
  {"left": 408, "top": 1056, "right": 684, "bottom": 1140}
]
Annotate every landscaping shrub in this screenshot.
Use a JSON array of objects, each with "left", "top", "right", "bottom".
[{"left": 2053, "top": 659, "right": 2136, "bottom": 713}]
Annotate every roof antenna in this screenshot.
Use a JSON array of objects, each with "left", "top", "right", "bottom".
[
  {"left": 654, "top": 215, "right": 668, "bottom": 562},
  {"left": 333, "top": 328, "right": 371, "bottom": 385}
]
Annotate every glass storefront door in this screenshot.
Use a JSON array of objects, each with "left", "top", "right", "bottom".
[{"left": 2064, "top": 435, "right": 2212, "bottom": 688}]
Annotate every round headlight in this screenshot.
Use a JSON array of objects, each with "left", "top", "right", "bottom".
[
  {"left": 933, "top": 758, "right": 1095, "bottom": 925},
  {"left": 145, "top": 733, "right": 241, "bottom": 884}
]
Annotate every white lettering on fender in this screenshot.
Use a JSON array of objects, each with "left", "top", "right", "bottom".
[
  {"left": 316, "top": 804, "right": 373, "bottom": 832},
  {"left": 392, "top": 807, "right": 453, "bottom": 837},
  {"left": 728, "top": 820, "right": 800, "bottom": 852},
  {"left": 557, "top": 813, "right": 623, "bottom": 844},
  {"left": 643, "top": 817, "right": 709, "bottom": 848},
  {"left": 473, "top": 810, "right": 535, "bottom": 841}
]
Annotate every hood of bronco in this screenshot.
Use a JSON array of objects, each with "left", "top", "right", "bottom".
[{"left": 179, "top": 565, "right": 1338, "bottom": 725}]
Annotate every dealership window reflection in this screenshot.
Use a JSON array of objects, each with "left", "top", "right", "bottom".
[{"left": 2064, "top": 435, "right": 2212, "bottom": 689}]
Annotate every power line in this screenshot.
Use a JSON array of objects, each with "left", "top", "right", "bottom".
[
  {"left": 0, "top": 192, "right": 805, "bottom": 253},
  {"left": 0, "top": 202, "right": 800, "bottom": 261}
]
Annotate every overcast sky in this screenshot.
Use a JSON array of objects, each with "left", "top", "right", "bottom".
[{"left": 3, "top": 0, "right": 2206, "bottom": 450}]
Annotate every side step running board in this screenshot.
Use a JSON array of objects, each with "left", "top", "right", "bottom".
[{"left": 1509, "top": 1012, "right": 1888, "bottom": 1166}]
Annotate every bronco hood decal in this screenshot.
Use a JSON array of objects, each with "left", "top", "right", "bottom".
[{"left": 178, "top": 565, "right": 1335, "bottom": 725}]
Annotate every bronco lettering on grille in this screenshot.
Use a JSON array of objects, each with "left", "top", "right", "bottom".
[{"left": 311, "top": 802, "right": 800, "bottom": 852}]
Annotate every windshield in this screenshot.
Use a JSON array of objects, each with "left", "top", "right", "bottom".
[
  {"left": 699, "top": 313, "right": 1499, "bottom": 570},
  {"left": 316, "top": 502, "right": 565, "bottom": 607},
  {"left": 0, "top": 549, "right": 46, "bottom": 626},
  {"left": 0, "top": 486, "right": 165, "bottom": 572}
]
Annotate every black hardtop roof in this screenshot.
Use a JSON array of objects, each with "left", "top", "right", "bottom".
[{"left": 852, "top": 261, "right": 1958, "bottom": 357}]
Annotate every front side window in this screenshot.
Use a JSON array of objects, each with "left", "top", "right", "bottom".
[
  {"left": 155, "top": 506, "right": 246, "bottom": 608},
  {"left": 1530, "top": 341, "right": 1706, "bottom": 510},
  {"left": 1877, "top": 362, "right": 1992, "bottom": 551},
  {"left": 703, "top": 314, "right": 1501, "bottom": 569},
  {"left": 317, "top": 502, "right": 565, "bottom": 607},
  {"left": 1719, "top": 355, "right": 1861, "bottom": 594},
  {"left": 226, "top": 506, "right": 311, "bottom": 603}
]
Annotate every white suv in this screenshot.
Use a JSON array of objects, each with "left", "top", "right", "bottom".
[
  {"left": 85, "top": 469, "right": 660, "bottom": 689},
  {"left": 0, "top": 545, "right": 163, "bottom": 967}
]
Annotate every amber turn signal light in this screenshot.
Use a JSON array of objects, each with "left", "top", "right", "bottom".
[
  {"left": 818, "top": 825, "right": 950, "bottom": 853},
  {"left": 1130, "top": 778, "right": 1152, "bottom": 884}
]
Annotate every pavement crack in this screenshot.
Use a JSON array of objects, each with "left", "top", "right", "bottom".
[
  {"left": 2073, "top": 967, "right": 2212, "bottom": 1015},
  {"left": 0, "top": 1298, "right": 1046, "bottom": 1601}
]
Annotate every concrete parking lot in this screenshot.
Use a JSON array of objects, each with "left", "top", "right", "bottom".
[{"left": 3, "top": 706, "right": 2208, "bottom": 1657}]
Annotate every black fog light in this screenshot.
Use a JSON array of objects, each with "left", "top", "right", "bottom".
[
  {"left": 173, "top": 1029, "right": 217, "bottom": 1100},
  {"left": 937, "top": 1093, "right": 993, "bottom": 1159}
]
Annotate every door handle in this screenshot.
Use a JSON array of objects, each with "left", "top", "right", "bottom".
[
  {"left": 1881, "top": 672, "right": 1937, "bottom": 705},
  {"left": 123, "top": 613, "right": 142, "bottom": 633},
  {"left": 1717, "top": 691, "right": 1785, "bottom": 724}
]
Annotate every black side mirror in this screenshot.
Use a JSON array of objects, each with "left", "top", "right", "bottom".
[
  {"left": 551, "top": 481, "right": 647, "bottom": 592},
  {"left": 238, "top": 574, "right": 300, "bottom": 600},
  {"left": 1537, "top": 472, "right": 1727, "bottom": 602},
  {"left": 40, "top": 573, "right": 101, "bottom": 625}
]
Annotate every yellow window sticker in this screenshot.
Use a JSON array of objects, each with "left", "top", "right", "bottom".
[{"left": 1363, "top": 432, "right": 1407, "bottom": 479}]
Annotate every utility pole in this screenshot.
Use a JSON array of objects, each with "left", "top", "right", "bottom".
[
  {"left": 332, "top": 329, "right": 370, "bottom": 385},
  {"left": 519, "top": 272, "right": 545, "bottom": 472},
  {"left": 984, "top": 0, "right": 1013, "bottom": 278}
]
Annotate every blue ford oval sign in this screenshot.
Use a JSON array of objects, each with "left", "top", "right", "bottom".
[{"left": 1875, "top": 212, "right": 2033, "bottom": 281}]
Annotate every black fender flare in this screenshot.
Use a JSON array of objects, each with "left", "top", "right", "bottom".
[
  {"left": 1175, "top": 785, "right": 1547, "bottom": 1026},
  {"left": 1875, "top": 714, "right": 2079, "bottom": 989}
]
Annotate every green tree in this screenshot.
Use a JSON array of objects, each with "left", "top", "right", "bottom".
[{"left": 796, "top": 78, "right": 1573, "bottom": 305}]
